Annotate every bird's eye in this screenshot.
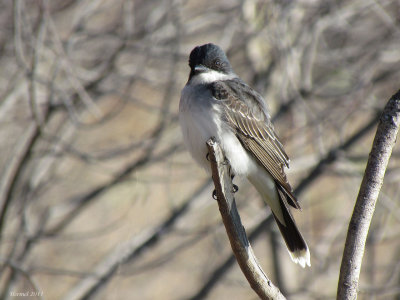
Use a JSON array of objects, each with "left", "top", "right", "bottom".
[{"left": 214, "top": 59, "right": 222, "bottom": 67}]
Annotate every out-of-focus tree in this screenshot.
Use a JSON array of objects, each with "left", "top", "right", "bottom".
[{"left": 0, "top": 0, "right": 399, "bottom": 299}]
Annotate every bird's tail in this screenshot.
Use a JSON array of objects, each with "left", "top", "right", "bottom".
[
  {"left": 248, "top": 171, "right": 310, "bottom": 268},
  {"left": 272, "top": 185, "right": 310, "bottom": 268}
]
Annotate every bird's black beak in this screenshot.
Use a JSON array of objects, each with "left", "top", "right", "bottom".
[{"left": 193, "top": 65, "right": 208, "bottom": 74}]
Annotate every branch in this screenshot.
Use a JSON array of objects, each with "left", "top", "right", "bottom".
[
  {"left": 190, "top": 111, "right": 380, "bottom": 299},
  {"left": 62, "top": 180, "right": 211, "bottom": 300},
  {"left": 206, "top": 138, "right": 285, "bottom": 300},
  {"left": 337, "top": 89, "right": 400, "bottom": 299}
]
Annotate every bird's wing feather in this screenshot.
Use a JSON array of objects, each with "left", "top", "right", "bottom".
[{"left": 210, "top": 79, "right": 300, "bottom": 209}]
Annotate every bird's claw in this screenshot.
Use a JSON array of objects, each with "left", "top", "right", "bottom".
[
  {"left": 212, "top": 189, "right": 218, "bottom": 200},
  {"left": 232, "top": 184, "right": 239, "bottom": 193}
]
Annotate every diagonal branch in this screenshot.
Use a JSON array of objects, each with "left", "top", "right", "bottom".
[
  {"left": 337, "top": 89, "right": 400, "bottom": 299},
  {"left": 189, "top": 99, "right": 381, "bottom": 299},
  {"left": 62, "top": 179, "right": 211, "bottom": 300},
  {"left": 206, "top": 137, "right": 285, "bottom": 300}
]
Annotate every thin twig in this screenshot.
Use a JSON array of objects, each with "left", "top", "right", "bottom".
[
  {"left": 0, "top": 259, "right": 43, "bottom": 300},
  {"left": 206, "top": 138, "right": 286, "bottom": 300},
  {"left": 337, "top": 89, "right": 400, "bottom": 299},
  {"left": 62, "top": 179, "right": 211, "bottom": 300}
]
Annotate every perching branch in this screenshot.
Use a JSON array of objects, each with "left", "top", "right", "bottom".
[
  {"left": 190, "top": 113, "right": 381, "bottom": 299},
  {"left": 206, "top": 138, "right": 285, "bottom": 300},
  {"left": 337, "top": 89, "right": 400, "bottom": 299}
]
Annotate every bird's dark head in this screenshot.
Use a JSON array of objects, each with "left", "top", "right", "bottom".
[{"left": 188, "top": 43, "right": 233, "bottom": 81}]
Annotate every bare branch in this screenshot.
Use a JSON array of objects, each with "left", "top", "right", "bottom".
[
  {"left": 189, "top": 215, "right": 274, "bottom": 300},
  {"left": 206, "top": 138, "right": 285, "bottom": 300},
  {"left": 337, "top": 89, "right": 400, "bottom": 299},
  {"left": 0, "top": 259, "right": 43, "bottom": 300},
  {"left": 62, "top": 180, "right": 211, "bottom": 300}
]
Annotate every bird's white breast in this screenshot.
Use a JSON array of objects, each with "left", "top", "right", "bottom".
[
  {"left": 179, "top": 84, "right": 218, "bottom": 171},
  {"left": 179, "top": 82, "right": 257, "bottom": 176}
]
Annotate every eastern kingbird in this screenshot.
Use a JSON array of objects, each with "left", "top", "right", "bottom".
[{"left": 179, "top": 43, "right": 310, "bottom": 268}]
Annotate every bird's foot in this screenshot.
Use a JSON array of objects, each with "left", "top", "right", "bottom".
[{"left": 232, "top": 184, "right": 239, "bottom": 193}]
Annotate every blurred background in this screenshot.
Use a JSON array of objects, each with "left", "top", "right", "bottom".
[{"left": 0, "top": 0, "right": 400, "bottom": 299}]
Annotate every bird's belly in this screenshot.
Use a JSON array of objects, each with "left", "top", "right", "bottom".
[
  {"left": 179, "top": 106, "right": 217, "bottom": 171},
  {"left": 179, "top": 84, "right": 257, "bottom": 176},
  {"left": 219, "top": 130, "right": 257, "bottom": 176},
  {"left": 180, "top": 107, "right": 256, "bottom": 176}
]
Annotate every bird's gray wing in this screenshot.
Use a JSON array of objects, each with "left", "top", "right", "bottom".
[{"left": 211, "top": 79, "right": 300, "bottom": 209}]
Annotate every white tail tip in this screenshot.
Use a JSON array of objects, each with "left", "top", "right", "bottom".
[{"left": 289, "top": 248, "right": 311, "bottom": 268}]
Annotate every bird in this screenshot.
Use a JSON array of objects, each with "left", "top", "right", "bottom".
[{"left": 179, "top": 43, "right": 310, "bottom": 268}]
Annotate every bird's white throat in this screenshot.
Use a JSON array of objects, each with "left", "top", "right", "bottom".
[{"left": 190, "top": 69, "right": 235, "bottom": 85}]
